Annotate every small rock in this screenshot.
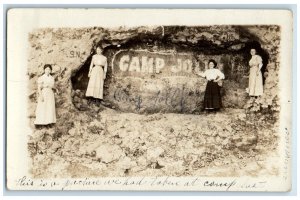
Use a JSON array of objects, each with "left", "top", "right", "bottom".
[
  {"left": 37, "top": 141, "right": 47, "bottom": 152},
  {"left": 232, "top": 135, "right": 242, "bottom": 143},
  {"left": 64, "top": 139, "right": 74, "bottom": 151},
  {"left": 81, "top": 138, "right": 103, "bottom": 155},
  {"left": 238, "top": 113, "right": 247, "bottom": 120},
  {"left": 73, "top": 96, "right": 81, "bottom": 103},
  {"left": 225, "top": 125, "right": 233, "bottom": 133},
  {"left": 101, "top": 101, "right": 111, "bottom": 107},
  {"left": 187, "top": 124, "right": 196, "bottom": 131},
  {"left": 245, "top": 135, "right": 258, "bottom": 144},
  {"left": 117, "top": 156, "right": 137, "bottom": 170},
  {"left": 75, "top": 89, "right": 81, "bottom": 95},
  {"left": 46, "top": 129, "right": 56, "bottom": 136},
  {"left": 137, "top": 156, "right": 147, "bottom": 167},
  {"left": 146, "top": 147, "right": 165, "bottom": 162},
  {"left": 215, "top": 136, "right": 222, "bottom": 143},
  {"left": 168, "top": 138, "right": 177, "bottom": 146},
  {"left": 68, "top": 128, "right": 76, "bottom": 136},
  {"left": 228, "top": 43, "right": 245, "bottom": 50},
  {"left": 114, "top": 138, "right": 122, "bottom": 145},
  {"left": 160, "top": 159, "right": 184, "bottom": 173},
  {"left": 221, "top": 138, "right": 230, "bottom": 146},
  {"left": 131, "top": 166, "right": 146, "bottom": 173},
  {"left": 95, "top": 144, "right": 124, "bottom": 163},
  {"left": 244, "top": 161, "right": 260, "bottom": 172},
  {"left": 31, "top": 130, "right": 46, "bottom": 142},
  {"left": 74, "top": 103, "right": 81, "bottom": 109},
  {"left": 218, "top": 130, "right": 230, "bottom": 138},
  {"left": 82, "top": 99, "right": 88, "bottom": 106},
  {"left": 213, "top": 159, "right": 223, "bottom": 167},
  {"left": 71, "top": 90, "right": 75, "bottom": 98},
  {"left": 235, "top": 134, "right": 258, "bottom": 151},
  {"left": 49, "top": 141, "right": 61, "bottom": 153}
]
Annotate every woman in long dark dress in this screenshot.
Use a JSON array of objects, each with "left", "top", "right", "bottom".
[{"left": 198, "top": 59, "right": 225, "bottom": 112}]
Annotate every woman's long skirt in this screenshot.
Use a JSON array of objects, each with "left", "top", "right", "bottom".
[
  {"left": 34, "top": 88, "right": 56, "bottom": 125},
  {"left": 86, "top": 65, "right": 104, "bottom": 99},
  {"left": 203, "top": 80, "right": 222, "bottom": 110},
  {"left": 248, "top": 66, "right": 263, "bottom": 96}
]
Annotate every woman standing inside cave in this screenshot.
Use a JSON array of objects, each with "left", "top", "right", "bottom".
[
  {"left": 86, "top": 46, "right": 108, "bottom": 102},
  {"left": 34, "top": 64, "right": 57, "bottom": 126},
  {"left": 198, "top": 59, "right": 225, "bottom": 112},
  {"left": 247, "top": 48, "right": 264, "bottom": 97}
]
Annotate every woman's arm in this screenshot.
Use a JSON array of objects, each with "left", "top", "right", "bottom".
[
  {"left": 88, "top": 56, "right": 94, "bottom": 77},
  {"left": 104, "top": 57, "right": 108, "bottom": 79},
  {"left": 214, "top": 70, "right": 225, "bottom": 82},
  {"left": 257, "top": 56, "right": 263, "bottom": 75},
  {"left": 52, "top": 78, "right": 59, "bottom": 95},
  {"left": 37, "top": 78, "right": 43, "bottom": 102},
  {"left": 196, "top": 71, "right": 206, "bottom": 78}
]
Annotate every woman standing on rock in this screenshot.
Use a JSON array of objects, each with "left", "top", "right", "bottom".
[
  {"left": 86, "top": 46, "right": 107, "bottom": 102},
  {"left": 198, "top": 59, "right": 225, "bottom": 112},
  {"left": 34, "top": 64, "right": 57, "bottom": 126},
  {"left": 247, "top": 48, "right": 263, "bottom": 97}
]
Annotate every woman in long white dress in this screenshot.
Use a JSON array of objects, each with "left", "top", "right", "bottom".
[
  {"left": 247, "top": 48, "right": 264, "bottom": 97},
  {"left": 34, "top": 64, "right": 57, "bottom": 125},
  {"left": 86, "top": 46, "right": 107, "bottom": 100}
]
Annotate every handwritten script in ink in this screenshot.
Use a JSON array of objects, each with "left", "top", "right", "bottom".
[
  {"left": 283, "top": 127, "right": 291, "bottom": 181},
  {"left": 15, "top": 176, "right": 268, "bottom": 191}
]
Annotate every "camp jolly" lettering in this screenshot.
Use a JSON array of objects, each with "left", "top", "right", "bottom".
[{"left": 113, "top": 50, "right": 196, "bottom": 76}]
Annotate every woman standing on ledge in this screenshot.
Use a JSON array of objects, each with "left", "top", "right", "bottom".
[
  {"left": 34, "top": 64, "right": 57, "bottom": 126},
  {"left": 247, "top": 48, "right": 263, "bottom": 97},
  {"left": 198, "top": 59, "right": 225, "bottom": 112},
  {"left": 86, "top": 46, "right": 108, "bottom": 101}
]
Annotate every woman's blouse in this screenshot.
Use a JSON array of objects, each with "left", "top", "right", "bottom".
[
  {"left": 249, "top": 55, "right": 263, "bottom": 67},
  {"left": 202, "top": 68, "right": 225, "bottom": 81},
  {"left": 93, "top": 55, "right": 107, "bottom": 66},
  {"left": 38, "top": 74, "right": 54, "bottom": 89}
]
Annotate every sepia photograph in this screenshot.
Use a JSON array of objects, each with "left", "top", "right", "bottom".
[{"left": 6, "top": 8, "right": 293, "bottom": 191}]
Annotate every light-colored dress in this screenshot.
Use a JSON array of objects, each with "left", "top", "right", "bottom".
[
  {"left": 86, "top": 54, "right": 107, "bottom": 99},
  {"left": 248, "top": 55, "right": 263, "bottom": 96},
  {"left": 34, "top": 74, "right": 56, "bottom": 125}
]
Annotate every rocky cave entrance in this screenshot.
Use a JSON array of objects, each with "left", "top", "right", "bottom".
[{"left": 71, "top": 26, "right": 269, "bottom": 114}]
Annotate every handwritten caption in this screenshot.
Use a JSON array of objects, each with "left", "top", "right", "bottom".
[
  {"left": 283, "top": 127, "right": 290, "bottom": 181},
  {"left": 16, "top": 176, "right": 267, "bottom": 191}
]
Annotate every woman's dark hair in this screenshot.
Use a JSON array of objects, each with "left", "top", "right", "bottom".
[
  {"left": 250, "top": 48, "right": 257, "bottom": 53},
  {"left": 208, "top": 59, "right": 217, "bottom": 68},
  {"left": 96, "top": 46, "right": 103, "bottom": 51},
  {"left": 44, "top": 64, "right": 52, "bottom": 71}
]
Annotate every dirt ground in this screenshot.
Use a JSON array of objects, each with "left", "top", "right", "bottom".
[{"left": 28, "top": 105, "right": 279, "bottom": 178}]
